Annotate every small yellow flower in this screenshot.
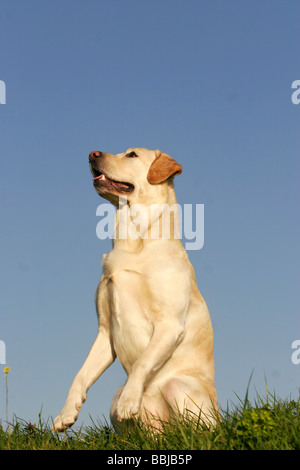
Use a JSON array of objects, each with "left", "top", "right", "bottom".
[{"left": 3, "top": 366, "right": 11, "bottom": 375}]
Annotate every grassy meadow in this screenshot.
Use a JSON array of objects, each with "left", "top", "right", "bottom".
[{"left": 0, "top": 389, "right": 299, "bottom": 450}]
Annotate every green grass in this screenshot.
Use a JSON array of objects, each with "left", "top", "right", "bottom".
[{"left": 0, "top": 391, "right": 299, "bottom": 450}]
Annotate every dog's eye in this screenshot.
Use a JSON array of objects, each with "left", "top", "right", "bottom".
[{"left": 126, "top": 151, "right": 138, "bottom": 158}]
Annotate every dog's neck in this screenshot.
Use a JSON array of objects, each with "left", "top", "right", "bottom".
[{"left": 112, "top": 182, "right": 181, "bottom": 252}]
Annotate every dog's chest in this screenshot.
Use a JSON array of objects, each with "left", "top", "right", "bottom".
[{"left": 105, "top": 263, "right": 154, "bottom": 372}]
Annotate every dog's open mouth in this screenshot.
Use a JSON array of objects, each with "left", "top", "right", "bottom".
[{"left": 92, "top": 168, "right": 134, "bottom": 194}]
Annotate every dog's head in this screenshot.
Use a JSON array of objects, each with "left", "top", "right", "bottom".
[{"left": 89, "top": 148, "right": 182, "bottom": 205}]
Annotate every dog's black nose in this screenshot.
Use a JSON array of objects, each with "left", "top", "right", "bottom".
[{"left": 89, "top": 150, "right": 102, "bottom": 159}]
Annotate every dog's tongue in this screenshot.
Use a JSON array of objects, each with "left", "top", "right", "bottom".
[
  {"left": 93, "top": 174, "right": 106, "bottom": 182},
  {"left": 93, "top": 173, "right": 133, "bottom": 192}
]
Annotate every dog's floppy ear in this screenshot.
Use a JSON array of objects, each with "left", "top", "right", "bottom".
[{"left": 147, "top": 150, "right": 182, "bottom": 184}]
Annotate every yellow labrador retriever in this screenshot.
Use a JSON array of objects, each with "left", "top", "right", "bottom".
[{"left": 53, "top": 148, "right": 218, "bottom": 431}]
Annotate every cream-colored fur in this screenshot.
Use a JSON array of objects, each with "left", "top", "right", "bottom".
[{"left": 53, "top": 148, "right": 218, "bottom": 432}]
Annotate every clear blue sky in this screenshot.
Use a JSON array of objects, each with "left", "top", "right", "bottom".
[{"left": 0, "top": 0, "right": 299, "bottom": 428}]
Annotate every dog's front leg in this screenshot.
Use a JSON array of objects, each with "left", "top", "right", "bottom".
[
  {"left": 116, "top": 319, "right": 185, "bottom": 421},
  {"left": 53, "top": 327, "right": 115, "bottom": 431}
]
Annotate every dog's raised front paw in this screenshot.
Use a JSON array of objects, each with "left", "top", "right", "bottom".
[{"left": 52, "top": 402, "right": 82, "bottom": 432}]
